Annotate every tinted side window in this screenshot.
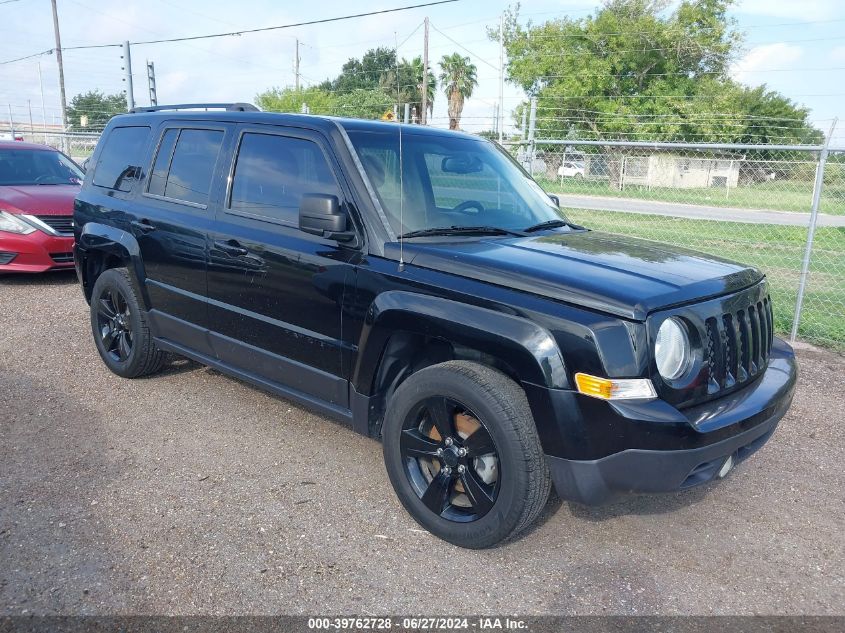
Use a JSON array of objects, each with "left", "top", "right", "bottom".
[
  {"left": 92, "top": 126, "right": 150, "bottom": 192},
  {"left": 147, "top": 128, "right": 179, "bottom": 197},
  {"left": 154, "top": 129, "right": 223, "bottom": 206},
  {"left": 229, "top": 133, "right": 339, "bottom": 225}
]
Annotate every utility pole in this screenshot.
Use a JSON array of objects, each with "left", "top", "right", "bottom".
[
  {"left": 403, "top": 103, "right": 410, "bottom": 124},
  {"left": 50, "top": 0, "right": 68, "bottom": 135},
  {"left": 527, "top": 97, "right": 537, "bottom": 177},
  {"left": 7, "top": 104, "right": 14, "bottom": 138},
  {"left": 421, "top": 16, "right": 429, "bottom": 125},
  {"left": 520, "top": 104, "right": 527, "bottom": 140},
  {"left": 28, "top": 101, "right": 34, "bottom": 138},
  {"left": 294, "top": 38, "right": 301, "bottom": 91},
  {"left": 146, "top": 60, "right": 157, "bottom": 106},
  {"left": 498, "top": 13, "right": 504, "bottom": 143},
  {"left": 122, "top": 41, "right": 134, "bottom": 111},
  {"left": 37, "top": 61, "right": 48, "bottom": 143}
]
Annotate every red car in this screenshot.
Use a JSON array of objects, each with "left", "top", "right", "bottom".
[{"left": 0, "top": 141, "right": 83, "bottom": 273}]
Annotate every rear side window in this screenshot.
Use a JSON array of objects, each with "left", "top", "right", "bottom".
[
  {"left": 92, "top": 126, "right": 150, "bottom": 192},
  {"left": 229, "top": 132, "right": 340, "bottom": 225},
  {"left": 147, "top": 128, "right": 224, "bottom": 206}
]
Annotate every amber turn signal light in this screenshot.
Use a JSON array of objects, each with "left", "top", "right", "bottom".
[{"left": 574, "top": 372, "right": 657, "bottom": 400}]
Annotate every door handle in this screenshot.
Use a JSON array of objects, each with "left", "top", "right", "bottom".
[
  {"left": 131, "top": 219, "right": 156, "bottom": 233},
  {"left": 213, "top": 239, "right": 249, "bottom": 257}
]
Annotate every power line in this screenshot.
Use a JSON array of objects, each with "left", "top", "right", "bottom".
[
  {"left": 0, "top": 49, "right": 53, "bottom": 65},
  {"left": 129, "top": 1, "right": 457, "bottom": 46},
  {"left": 430, "top": 22, "right": 498, "bottom": 71},
  {"left": 0, "top": 0, "right": 458, "bottom": 64}
]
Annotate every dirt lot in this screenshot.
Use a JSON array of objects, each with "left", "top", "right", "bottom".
[{"left": 1, "top": 272, "right": 843, "bottom": 616}]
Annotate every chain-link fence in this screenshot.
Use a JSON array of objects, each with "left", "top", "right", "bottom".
[
  {"left": 0, "top": 127, "right": 100, "bottom": 163},
  {"left": 509, "top": 138, "right": 845, "bottom": 351}
]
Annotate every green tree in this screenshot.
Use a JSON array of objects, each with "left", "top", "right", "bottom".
[
  {"left": 255, "top": 85, "right": 394, "bottom": 120},
  {"left": 334, "top": 88, "right": 396, "bottom": 119},
  {"left": 255, "top": 86, "right": 338, "bottom": 115},
  {"left": 66, "top": 91, "right": 126, "bottom": 130},
  {"left": 313, "top": 47, "right": 435, "bottom": 122},
  {"left": 399, "top": 56, "right": 436, "bottom": 121},
  {"left": 320, "top": 47, "right": 397, "bottom": 93},
  {"left": 439, "top": 53, "right": 478, "bottom": 130},
  {"left": 258, "top": 46, "right": 444, "bottom": 124},
  {"left": 493, "top": 0, "right": 820, "bottom": 144}
]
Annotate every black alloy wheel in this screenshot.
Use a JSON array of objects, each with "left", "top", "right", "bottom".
[
  {"left": 89, "top": 268, "right": 165, "bottom": 378},
  {"left": 383, "top": 361, "right": 551, "bottom": 548},
  {"left": 95, "top": 287, "right": 133, "bottom": 362},
  {"left": 400, "top": 396, "right": 500, "bottom": 523}
]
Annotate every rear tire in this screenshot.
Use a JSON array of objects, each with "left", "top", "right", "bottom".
[
  {"left": 89, "top": 268, "right": 164, "bottom": 378},
  {"left": 382, "top": 361, "right": 551, "bottom": 548}
]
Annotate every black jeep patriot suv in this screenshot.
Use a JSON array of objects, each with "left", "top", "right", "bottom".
[{"left": 74, "top": 104, "right": 797, "bottom": 548}]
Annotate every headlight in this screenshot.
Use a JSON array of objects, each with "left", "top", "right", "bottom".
[
  {"left": 0, "top": 210, "right": 36, "bottom": 235},
  {"left": 655, "top": 317, "right": 691, "bottom": 381}
]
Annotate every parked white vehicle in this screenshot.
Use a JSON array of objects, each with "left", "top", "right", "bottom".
[{"left": 558, "top": 160, "right": 585, "bottom": 180}]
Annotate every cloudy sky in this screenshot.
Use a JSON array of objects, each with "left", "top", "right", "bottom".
[{"left": 1, "top": 0, "right": 843, "bottom": 143}]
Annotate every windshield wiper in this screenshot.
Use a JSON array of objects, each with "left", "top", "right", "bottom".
[
  {"left": 399, "top": 225, "right": 526, "bottom": 239},
  {"left": 523, "top": 218, "right": 584, "bottom": 233}
]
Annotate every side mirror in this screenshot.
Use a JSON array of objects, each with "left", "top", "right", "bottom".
[
  {"left": 299, "top": 194, "right": 355, "bottom": 242},
  {"left": 548, "top": 194, "right": 560, "bottom": 207}
]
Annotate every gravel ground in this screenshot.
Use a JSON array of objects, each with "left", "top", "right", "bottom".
[{"left": 1, "top": 272, "right": 843, "bottom": 616}]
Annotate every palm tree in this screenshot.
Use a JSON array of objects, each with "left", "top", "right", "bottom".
[
  {"left": 438, "top": 53, "right": 478, "bottom": 130},
  {"left": 379, "top": 57, "right": 436, "bottom": 123}
]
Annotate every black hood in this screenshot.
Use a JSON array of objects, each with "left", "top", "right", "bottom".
[{"left": 392, "top": 231, "right": 763, "bottom": 320}]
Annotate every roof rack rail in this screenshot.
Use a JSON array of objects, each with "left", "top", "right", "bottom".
[{"left": 129, "top": 103, "right": 260, "bottom": 114}]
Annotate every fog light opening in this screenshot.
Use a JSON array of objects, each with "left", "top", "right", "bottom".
[{"left": 717, "top": 455, "right": 734, "bottom": 479}]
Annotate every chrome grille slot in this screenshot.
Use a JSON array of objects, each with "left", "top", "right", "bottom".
[
  {"left": 748, "top": 303, "right": 761, "bottom": 374},
  {"left": 721, "top": 313, "right": 737, "bottom": 389},
  {"left": 704, "top": 318, "right": 721, "bottom": 394},
  {"left": 764, "top": 298, "right": 774, "bottom": 356}
]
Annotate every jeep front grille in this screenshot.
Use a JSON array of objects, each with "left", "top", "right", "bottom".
[{"left": 704, "top": 297, "right": 773, "bottom": 395}]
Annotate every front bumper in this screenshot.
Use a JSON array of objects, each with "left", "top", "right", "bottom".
[
  {"left": 0, "top": 230, "right": 75, "bottom": 273},
  {"left": 533, "top": 338, "right": 797, "bottom": 505}
]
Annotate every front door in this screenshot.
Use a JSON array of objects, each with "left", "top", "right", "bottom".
[{"left": 205, "top": 125, "right": 360, "bottom": 408}]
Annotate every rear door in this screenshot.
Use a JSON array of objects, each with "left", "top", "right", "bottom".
[
  {"left": 134, "top": 122, "right": 231, "bottom": 345},
  {"left": 205, "top": 124, "right": 361, "bottom": 408}
]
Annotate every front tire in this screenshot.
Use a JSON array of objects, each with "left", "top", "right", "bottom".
[
  {"left": 382, "top": 361, "right": 551, "bottom": 548},
  {"left": 90, "top": 268, "right": 164, "bottom": 378}
]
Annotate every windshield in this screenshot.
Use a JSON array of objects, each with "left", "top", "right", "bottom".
[
  {"left": 346, "top": 129, "right": 564, "bottom": 237},
  {"left": 0, "top": 149, "right": 83, "bottom": 186}
]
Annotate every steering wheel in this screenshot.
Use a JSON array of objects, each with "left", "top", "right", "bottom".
[
  {"left": 451, "top": 200, "right": 485, "bottom": 214},
  {"left": 34, "top": 174, "right": 54, "bottom": 184}
]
